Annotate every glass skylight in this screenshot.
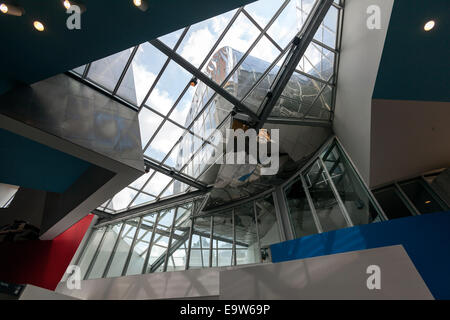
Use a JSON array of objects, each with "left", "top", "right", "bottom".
[{"left": 71, "top": 0, "right": 344, "bottom": 214}]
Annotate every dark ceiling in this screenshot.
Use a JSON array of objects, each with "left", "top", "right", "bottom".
[
  {"left": 0, "top": 0, "right": 255, "bottom": 94},
  {"left": 373, "top": 0, "right": 450, "bottom": 102}
]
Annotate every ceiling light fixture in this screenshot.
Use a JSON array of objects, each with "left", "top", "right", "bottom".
[
  {"left": 133, "top": 0, "right": 148, "bottom": 12},
  {"left": 33, "top": 20, "right": 45, "bottom": 32},
  {"left": 0, "top": 3, "right": 24, "bottom": 16},
  {"left": 61, "top": 0, "right": 86, "bottom": 13},
  {"left": 424, "top": 20, "right": 435, "bottom": 31},
  {"left": 189, "top": 77, "right": 198, "bottom": 87},
  {"left": 63, "top": 0, "right": 71, "bottom": 9}
]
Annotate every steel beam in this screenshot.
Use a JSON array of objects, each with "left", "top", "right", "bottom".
[
  {"left": 96, "top": 188, "right": 210, "bottom": 225},
  {"left": 144, "top": 158, "right": 208, "bottom": 191},
  {"left": 264, "top": 117, "right": 332, "bottom": 128},
  {"left": 256, "top": 0, "right": 335, "bottom": 130}
]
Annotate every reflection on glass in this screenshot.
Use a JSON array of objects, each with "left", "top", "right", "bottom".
[
  {"left": 373, "top": 187, "right": 412, "bottom": 220},
  {"left": 105, "top": 218, "right": 139, "bottom": 278},
  {"left": 304, "top": 160, "right": 347, "bottom": 232},
  {"left": 284, "top": 176, "right": 319, "bottom": 238},
  {"left": 297, "top": 42, "right": 335, "bottom": 81},
  {"left": 79, "top": 228, "right": 105, "bottom": 279},
  {"left": 125, "top": 215, "right": 156, "bottom": 275},
  {"left": 203, "top": 13, "right": 259, "bottom": 85},
  {"left": 212, "top": 211, "right": 234, "bottom": 267},
  {"left": 269, "top": 72, "right": 324, "bottom": 117},
  {"left": 189, "top": 216, "right": 211, "bottom": 269},
  {"left": 87, "top": 223, "right": 122, "bottom": 279},
  {"left": 87, "top": 49, "right": 132, "bottom": 93},
  {"left": 400, "top": 180, "right": 445, "bottom": 214},
  {"left": 166, "top": 204, "right": 192, "bottom": 271},
  {"left": 323, "top": 145, "right": 381, "bottom": 225},
  {"left": 146, "top": 208, "right": 175, "bottom": 273},
  {"left": 256, "top": 194, "right": 281, "bottom": 251},
  {"left": 234, "top": 202, "right": 259, "bottom": 265}
]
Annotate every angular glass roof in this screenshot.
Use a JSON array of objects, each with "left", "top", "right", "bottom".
[{"left": 71, "top": 0, "right": 344, "bottom": 215}]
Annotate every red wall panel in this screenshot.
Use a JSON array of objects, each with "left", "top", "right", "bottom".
[{"left": 0, "top": 214, "right": 93, "bottom": 291}]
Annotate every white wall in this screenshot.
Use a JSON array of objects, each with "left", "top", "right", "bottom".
[
  {"left": 370, "top": 99, "right": 450, "bottom": 187},
  {"left": 333, "top": 0, "right": 394, "bottom": 184},
  {"left": 56, "top": 245, "right": 433, "bottom": 300}
]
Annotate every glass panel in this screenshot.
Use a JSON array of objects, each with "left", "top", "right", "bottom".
[
  {"left": 323, "top": 144, "right": 382, "bottom": 225},
  {"left": 203, "top": 13, "right": 260, "bottom": 85},
  {"left": 158, "top": 28, "right": 184, "bottom": 49},
  {"left": 87, "top": 223, "right": 122, "bottom": 279},
  {"left": 143, "top": 172, "right": 173, "bottom": 197},
  {"left": 108, "top": 187, "right": 138, "bottom": 212},
  {"left": 212, "top": 211, "right": 234, "bottom": 267},
  {"left": 177, "top": 9, "right": 237, "bottom": 68},
  {"left": 130, "top": 192, "right": 155, "bottom": 208},
  {"left": 400, "top": 179, "right": 445, "bottom": 214},
  {"left": 304, "top": 85, "right": 332, "bottom": 119},
  {"left": 106, "top": 218, "right": 139, "bottom": 278},
  {"left": 125, "top": 215, "right": 156, "bottom": 275},
  {"left": 296, "top": 0, "right": 318, "bottom": 31},
  {"left": 87, "top": 49, "right": 132, "bottom": 92},
  {"left": 228, "top": 35, "right": 281, "bottom": 104},
  {"left": 129, "top": 170, "right": 153, "bottom": 190},
  {"left": 189, "top": 216, "right": 212, "bottom": 269},
  {"left": 267, "top": 0, "right": 305, "bottom": 49},
  {"left": 284, "top": 177, "right": 318, "bottom": 238},
  {"left": 244, "top": 0, "right": 285, "bottom": 29},
  {"left": 145, "top": 60, "right": 192, "bottom": 116},
  {"left": 297, "top": 42, "right": 335, "bottom": 81},
  {"left": 373, "top": 187, "right": 413, "bottom": 220},
  {"left": 144, "top": 121, "right": 184, "bottom": 162},
  {"left": 234, "top": 202, "right": 259, "bottom": 265},
  {"left": 243, "top": 50, "right": 289, "bottom": 114},
  {"left": 304, "top": 160, "right": 347, "bottom": 232},
  {"left": 255, "top": 194, "right": 281, "bottom": 252},
  {"left": 146, "top": 208, "right": 175, "bottom": 273},
  {"left": 117, "top": 42, "right": 168, "bottom": 106},
  {"left": 138, "top": 107, "right": 164, "bottom": 147},
  {"left": 78, "top": 228, "right": 105, "bottom": 279},
  {"left": 166, "top": 204, "right": 192, "bottom": 272},
  {"left": 269, "top": 72, "right": 325, "bottom": 117},
  {"left": 73, "top": 65, "right": 86, "bottom": 75},
  {"left": 314, "top": 4, "right": 339, "bottom": 48}
]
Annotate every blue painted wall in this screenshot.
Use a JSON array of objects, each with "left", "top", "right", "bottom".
[
  {"left": 373, "top": 0, "right": 450, "bottom": 102},
  {"left": 0, "top": 128, "right": 91, "bottom": 193},
  {"left": 271, "top": 211, "right": 450, "bottom": 299}
]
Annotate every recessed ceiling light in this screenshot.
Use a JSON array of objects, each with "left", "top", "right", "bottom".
[
  {"left": 0, "top": 3, "right": 8, "bottom": 13},
  {"left": 133, "top": 0, "right": 148, "bottom": 11},
  {"left": 0, "top": 3, "right": 24, "bottom": 16},
  {"left": 424, "top": 20, "right": 435, "bottom": 31},
  {"left": 33, "top": 21, "right": 45, "bottom": 32}
]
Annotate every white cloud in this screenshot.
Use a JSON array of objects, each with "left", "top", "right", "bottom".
[{"left": 180, "top": 28, "right": 216, "bottom": 67}]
